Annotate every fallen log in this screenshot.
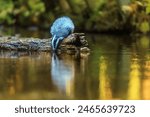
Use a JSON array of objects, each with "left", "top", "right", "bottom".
[{"left": 0, "top": 33, "right": 90, "bottom": 54}]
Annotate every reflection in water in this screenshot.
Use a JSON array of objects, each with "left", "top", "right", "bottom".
[
  {"left": 0, "top": 34, "right": 150, "bottom": 99},
  {"left": 143, "top": 54, "right": 150, "bottom": 99},
  {"left": 0, "top": 52, "right": 54, "bottom": 99},
  {"left": 99, "top": 56, "right": 112, "bottom": 99},
  {"left": 7, "top": 78, "right": 16, "bottom": 95},
  {"left": 51, "top": 53, "right": 74, "bottom": 95},
  {"left": 128, "top": 57, "right": 141, "bottom": 99}
]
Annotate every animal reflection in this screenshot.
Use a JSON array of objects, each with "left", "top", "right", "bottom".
[{"left": 51, "top": 53, "right": 74, "bottom": 94}]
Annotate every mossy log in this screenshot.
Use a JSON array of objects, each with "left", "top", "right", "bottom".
[{"left": 0, "top": 33, "right": 90, "bottom": 54}]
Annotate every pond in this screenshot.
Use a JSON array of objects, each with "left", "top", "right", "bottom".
[{"left": 0, "top": 27, "right": 150, "bottom": 99}]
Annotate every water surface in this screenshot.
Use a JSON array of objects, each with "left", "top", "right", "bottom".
[{"left": 0, "top": 29, "right": 150, "bottom": 99}]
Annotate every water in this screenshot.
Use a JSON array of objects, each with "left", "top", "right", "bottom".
[{"left": 0, "top": 28, "right": 150, "bottom": 99}]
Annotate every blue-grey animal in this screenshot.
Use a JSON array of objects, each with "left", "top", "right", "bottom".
[{"left": 50, "top": 16, "right": 75, "bottom": 51}]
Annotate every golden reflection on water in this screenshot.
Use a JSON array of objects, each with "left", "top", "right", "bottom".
[
  {"left": 1, "top": 35, "right": 150, "bottom": 99},
  {"left": 0, "top": 52, "right": 53, "bottom": 99},
  {"left": 99, "top": 56, "right": 112, "bottom": 100},
  {"left": 7, "top": 78, "right": 15, "bottom": 95},
  {"left": 142, "top": 54, "right": 150, "bottom": 99},
  {"left": 128, "top": 56, "right": 141, "bottom": 100}
]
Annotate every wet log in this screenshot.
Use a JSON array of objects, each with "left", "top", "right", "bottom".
[{"left": 0, "top": 33, "right": 90, "bottom": 54}]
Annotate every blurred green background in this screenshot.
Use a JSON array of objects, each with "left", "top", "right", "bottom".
[
  {"left": 0, "top": 0, "right": 150, "bottom": 33},
  {"left": 1, "top": 0, "right": 150, "bottom": 100}
]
